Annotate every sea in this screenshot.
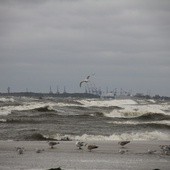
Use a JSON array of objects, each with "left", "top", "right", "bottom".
[{"left": 0, "top": 96, "right": 170, "bottom": 141}]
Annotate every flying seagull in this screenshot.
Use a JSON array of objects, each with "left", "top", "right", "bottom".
[{"left": 79, "top": 75, "right": 90, "bottom": 87}]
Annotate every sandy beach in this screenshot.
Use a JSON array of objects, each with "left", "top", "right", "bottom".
[{"left": 0, "top": 140, "right": 170, "bottom": 170}]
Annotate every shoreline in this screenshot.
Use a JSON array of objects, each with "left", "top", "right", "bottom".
[{"left": 0, "top": 140, "right": 170, "bottom": 170}]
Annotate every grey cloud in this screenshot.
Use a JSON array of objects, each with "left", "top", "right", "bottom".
[{"left": 0, "top": 0, "right": 170, "bottom": 95}]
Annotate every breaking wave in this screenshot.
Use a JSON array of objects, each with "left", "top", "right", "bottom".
[
  {"left": 1, "top": 97, "right": 170, "bottom": 141},
  {"left": 0, "top": 97, "right": 15, "bottom": 102},
  {"left": 24, "top": 133, "right": 72, "bottom": 141},
  {"left": 0, "top": 119, "right": 6, "bottom": 122},
  {"left": 0, "top": 102, "right": 57, "bottom": 115},
  {"left": 104, "top": 112, "right": 170, "bottom": 121},
  {"left": 132, "top": 112, "right": 170, "bottom": 121},
  {"left": 44, "top": 131, "right": 170, "bottom": 141},
  {"left": 27, "top": 105, "right": 55, "bottom": 112},
  {"left": 108, "top": 121, "right": 170, "bottom": 130},
  {"left": 24, "top": 133, "right": 49, "bottom": 140},
  {"left": 104, "top": 110, "right": 170, "bottom": 118},
  {"left": 79, "top": 99, "right": 137, "bottom": 107}
]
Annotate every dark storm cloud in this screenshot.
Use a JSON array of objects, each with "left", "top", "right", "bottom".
[{"left": 0, "top": 0, "right": 170, "bottom": 95}]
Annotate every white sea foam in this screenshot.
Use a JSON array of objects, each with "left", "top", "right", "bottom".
[
  {"left": 79, "top": 99, "right": 137, "bottom": 107},
  {"left": 0, "top": 97, "right": 15, "bottom": 102},
  {"left": 107, "top": 120, "right": 170, "bottom": 126},
  {"left": 0, "top": 101, "right": 57, "bottom": 115},
  {"left": 74, "top": 131, "right": 170, "bottom": 141},
  {"left": 18, "top": 96, "right": 40, "bottom": 102},
  {"left": 147, "top": 99, "right": 156, "bottom": 103},
  {"left": 0, "top": 97, "right": 82, "bottom": 115},
  {"left": 55, "top": 103, "right": 80, "bottom": 107},
  {"left": 103, "top": 104, "right": 170, "bottom": 118},
  {"left": 46, "top": 131, "right": 170, "bottom": 141},
  {"left": 78, "top": 99, "right": 170, "bottom": 117},
  {"left": 0, "top": 119, "right": 6, "bottom": 122},
  {"left": 1, "top": 97, "right": 170, "bottom": 118}
]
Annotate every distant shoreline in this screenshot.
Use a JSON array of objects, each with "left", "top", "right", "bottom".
[
  {"left": 1, "top": 92, "right": 170, "bottom": 100},
  {"left": 0, "top": 92, "right": 100, "bottom": 98}
]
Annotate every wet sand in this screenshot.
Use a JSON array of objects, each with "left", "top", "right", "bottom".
[{"left": 0, "top": 140, "right": 170, "bottom": 170}]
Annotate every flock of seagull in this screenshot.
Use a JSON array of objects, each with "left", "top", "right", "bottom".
[
  {"left": 14, "top": 141, "right": 170, "bottom": 170},
  {"left": 15, "top": 140, "right": 170, "bottom": 156}
]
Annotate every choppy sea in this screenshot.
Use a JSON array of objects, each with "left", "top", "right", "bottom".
[{"left": 0, "top": 96, "right": 170, "bottom": 141}]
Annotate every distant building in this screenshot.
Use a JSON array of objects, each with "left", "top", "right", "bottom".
[
  {"left": 56, "top": 86, "right": 60, "bottom": 94},
  {"left": 135, "top": 93, "right": 145, "bottom": 97},
  {"left": 63, "top": 86, "right": 66, "bottom": 93},
  {"left": 7, "top": 87, "right": 10, "bottom": 94},
  {"left": 49, "top": 86, "right": 53, "bottom": 94}
]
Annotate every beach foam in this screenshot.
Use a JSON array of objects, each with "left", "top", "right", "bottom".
[
  {"left": 0, "top": 97, "right": 15, "bottom": 102},
  {"left": 103, "top": 104, "right": 170, "bottom": 118},
  {"left": 45, "top": 131, "right": 170, "bottom": 141},
  {"left": 107, "top": 120, "right": 170, "bottom": 126},
  {"left": 0, "top": 102, "right": 57, "bottom": 115},
  {"left": 79, "top": 99, "right": 137, "bottom": 107}
]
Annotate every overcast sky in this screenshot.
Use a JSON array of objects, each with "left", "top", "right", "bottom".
[{"left": 0, "top": 0, "right": 170, "bottom": 96}]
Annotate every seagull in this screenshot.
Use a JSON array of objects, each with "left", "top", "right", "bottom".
[
  {"left": 159, "top": 145, "right": 170, "bottom": 155},
  {"left": 87, "top": 144, "right": 98, "bottom": 152},
  {"left": 147, "top": 149, "right": 157, "bottom": 154},
  {"left": 16, "top": 147, "right": 25, "bottom": 154},
  {"left": 119, "top": 149, "right": 128, "bottom": 154},
  {"left": 75, "top": 141, "right": 86, "bottom": 150},
  {"left": 35, "top": 148, "right": 45, "bottom": 153},
  {"left": 48, "top": 141, "right": 60, "bottom": 149},
  {"left": 47, "top": 167, "right": 62, "bottom": 170},
  {"left": 79, "top": 75, "right": 90, "bottom": 87},
  {"left": 118, "top": 141, "right": 130, "bottom": 148}
]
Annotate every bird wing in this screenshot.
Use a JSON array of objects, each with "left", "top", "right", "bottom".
[
  {"left": 80, "top": 81, "right": 85, "bottom": 87},
  {"left": 86, "top": 75, "right": 90, "bottom": 79},
  {"left": 80, "top": 75, "right": 90, "bottom": 87}
]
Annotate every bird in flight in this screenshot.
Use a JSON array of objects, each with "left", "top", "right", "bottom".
[{"left": 79, "top": 75, "right": 90, "bottom": 87}]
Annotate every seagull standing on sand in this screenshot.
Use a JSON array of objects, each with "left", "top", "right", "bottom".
[
  {"left": 76, "top": 141, "right": 86, "bottom": 150},
  {"left": 35, "top": 148, "right": 45, "bottom": 153},
  {"left": 79, "top": 75, "right": 90, "bottom": 87},
  {"left": 16, "top": 147, "right": 25, "bottom": 154},
  {"left": 118, "top": 149, "right": 128, "bottom": 154},
  {"left": 160, "top": 145, "right": 170, "bottom": 155},
  {"left": 87, "top": 144, "right": 98, "bottom": 152},
  {"left": 147, "top": 149, "right": 157, "bottom": 154},
  {"left": 48, "top": 141, "right": 60, "bottom": 149},
  {"left": 118, "top": 141, "right": 130, "bottom": 148}
]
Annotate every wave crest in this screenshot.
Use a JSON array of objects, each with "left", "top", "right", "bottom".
[
  {"left": 133, "top": 112, "right": 170, "bottom": 121},
  {"left": 45, "top": 131, "right": 170, "bottom": 141}
]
